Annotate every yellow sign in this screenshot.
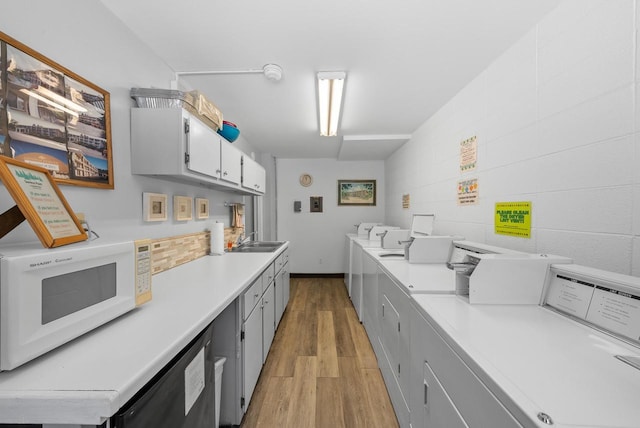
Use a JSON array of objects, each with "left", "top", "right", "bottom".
[{"left": 495, "top": 201, "right": 531, "bottom": 238}]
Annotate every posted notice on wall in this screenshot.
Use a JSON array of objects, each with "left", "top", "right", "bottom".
[
  {"left": 495, "top": 201, "right": 531, "bottom": 238},
  {"left": 457, "top": 178, "right": 478, "bottom": 205},
  {"left": 460, "top": 136, "right": 477, "bottom": 172}
]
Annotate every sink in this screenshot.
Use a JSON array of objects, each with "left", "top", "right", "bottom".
[
  {"left": 238, "top": 241, "right": 285, "bottom": 248},
  {"left": 229, "top": 241, "right": 285, "bottom": 253}
]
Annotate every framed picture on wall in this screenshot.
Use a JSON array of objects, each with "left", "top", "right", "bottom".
[
  {"left": 338, "top": 179, "right": 376, "bottom": 206},
  {"left": 0, "top": 31, "right": 113, "bottom": 189},
  {"left": 195, "top": 198, "right": 209, "bottom": 220},
  {"left": 173, "top": 195, "right": 193, "bottom": 221},
  {"left": 142, "top": 192, "right": 168, "bottom": 222}
]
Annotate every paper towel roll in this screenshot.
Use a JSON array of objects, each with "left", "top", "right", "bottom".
[{"left": 210, "top": 222, "right": 225, "bottom": 255}]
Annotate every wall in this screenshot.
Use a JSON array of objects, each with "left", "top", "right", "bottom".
[
  {"left": 0, "top": 1, "right": 258, "bottom": 246},
  {"left": 385, "top": 0, "right": 640, "bottom": 276},
  {"left": 276, "top": 159, "right": 384, "bottom": 273}
]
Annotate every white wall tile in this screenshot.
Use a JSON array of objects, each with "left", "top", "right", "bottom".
[
  {"left": 535, "top": 186, "right": 633, "bottom": 234},
  {"left": 484, "top": 125, "right": 539, "bottom": 169},
  {"left": 633, "top": 184, "right": 640, "bottom": 235},
  {"left": 482, "top": 160, "right": 539, "bottom": 198},
  {"left": 632, "top": 237, "right": 640, "bottom": 276},
  {"left": 537, "top": 85, "right": 634, "bottom": 156},
  {"left": 534, "top": 136, "right": 635, "bottom": 193},
  {"left": 536, "top": 0, "right": 607, "bottom": 48},
  {"left": 538, "top": 0, "right": 633, "bottom": 84},
  {"left": 538, "top": 46, "right": 634, "bottom": 119},
  {"left": 538, "top": 230, "right": 633, "bottom": 273},
  {"left": 383, "top": 0, "right": 638, "bottom": 274}
]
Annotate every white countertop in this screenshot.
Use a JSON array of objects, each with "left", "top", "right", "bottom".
[
  {"left": 363, "top": 247, "right": 455, "bottom": 294},
  {"left": 412, "top": 294, "right": 640, "bottom": 428},
  {"left": 0, "top": 245, "right": 287, "bottom": 425}
]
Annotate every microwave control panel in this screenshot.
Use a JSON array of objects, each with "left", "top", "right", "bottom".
[{"left": 134, "top": 239, "right": 153, "bottom": 306}]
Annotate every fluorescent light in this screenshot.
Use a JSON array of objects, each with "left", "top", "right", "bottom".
[
  {"left": 317, "top": 71, "right": 346, "bottom": 136},
  {"left": 35, "top": 86, "right": 88, "bottom": 113},
  {"left": 19, "top": 89, "right": 80, "bottom": 117}
]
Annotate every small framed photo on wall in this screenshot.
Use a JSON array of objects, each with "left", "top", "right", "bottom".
[
  {"left": 142, "top": 192, "right": 168, "bottom": 222},
  {"left": 173, "top": 195, "right": 193, "bottom": 221},
  {"left": 195, "top": 198, "right": 209, "bottom": 220}
]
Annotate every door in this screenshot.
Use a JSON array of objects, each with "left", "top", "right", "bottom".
[
  {"left": 423, "top": 361, "right": 469, "bottom": 428},
  {"left": 351, "top": 244, "right": 363, "bottom": 320},
  {"left": 380, "top": 294, "right": 400, "bottom": 378},
  {"left": 186, "top": 115, "right": 221, "bottom": 178},
  {"left": 220, "top": 142, "right": 242, "bottom": 184},
  {"left": 274, "top": 272, "right": 284, "bottom": 327},
  {"left": 262, "top": 285, "right": 275, "bottom": 362},
  {"left": 242, "top": 306, "right": 262, "bottom": 410}
]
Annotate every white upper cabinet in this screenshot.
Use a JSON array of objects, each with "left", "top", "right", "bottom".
[
  {"left": 241, "top": 155, "right": 266, "bottom": 194},
  {"left": 220, "top": 142, "right": 242, "bottom": 185},
  {"left": 131, "top": 108, "right": 263, "bottom": 195},
  {"left": 186, "top": 113, "right": 222, "bottom": 178}
]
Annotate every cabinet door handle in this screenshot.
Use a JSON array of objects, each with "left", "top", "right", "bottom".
[
  {"left": 216, "top": 169, "right": 221, "bottom": 174},
  {"left": 424, "top": 380, "right": 429, "bottom": 406},
  {"left": 223, "top": 171, "right": 228, "bottom": 176}
]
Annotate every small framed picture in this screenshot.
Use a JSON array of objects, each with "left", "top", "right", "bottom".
[
  {"left": 173, "top": 195, "right": 193, "bottom": 221},
  {"left": 142, "top": 192, "right": 168, "bottom": 222},
  {"left": 195, "top": 198, "right": 209, "bottom": 220}
]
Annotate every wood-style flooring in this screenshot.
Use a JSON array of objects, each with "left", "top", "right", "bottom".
[{"left": 240, "top": 277, "right": 399, "bottom": 428}]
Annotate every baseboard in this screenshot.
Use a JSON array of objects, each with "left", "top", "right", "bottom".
[{"left": 290, "top": 273, "right": 345, "bottom": 278}]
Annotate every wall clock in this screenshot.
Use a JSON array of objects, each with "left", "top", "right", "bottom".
[{"left": 299, "top": 173, "right": 313, "bottom": 187}]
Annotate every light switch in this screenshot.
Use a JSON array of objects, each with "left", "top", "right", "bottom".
[{"left": 294, "top": 201, "right": 302, "bottom": 212}]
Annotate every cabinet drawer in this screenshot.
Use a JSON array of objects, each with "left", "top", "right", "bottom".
[
  {"left": 243, "top": 279, "right": 262, "bottom": 320},
  {"left": 262, "top": 263, "right": 276, "bottom": 293},
  {"left": 413, "top": 307, "right": 521, "bottom": 428},
  {"left": 275, "top": 250, "right": 289, "bottom": 273}
]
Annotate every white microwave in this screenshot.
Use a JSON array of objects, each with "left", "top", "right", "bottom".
[{"left": 0, "top": 239, "right": 146, "bottom": 371}]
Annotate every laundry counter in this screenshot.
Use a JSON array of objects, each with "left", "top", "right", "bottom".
[
  {"left": 412, "top": 294, "right": 640, "bottom": 427},
  {"left": 0, "top": 245, "right": 288, "bottom": 426}
]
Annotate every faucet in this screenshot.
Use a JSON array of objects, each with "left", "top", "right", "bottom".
[{"left": 237, "top": 231, "right": 258, "bottom": 246}]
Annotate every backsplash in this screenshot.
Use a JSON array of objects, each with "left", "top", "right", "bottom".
[{"left": 150, "top": 227, "right": 245, "bottom": 275}]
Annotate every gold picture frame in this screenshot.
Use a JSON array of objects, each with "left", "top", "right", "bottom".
[
  {"left": 0, "top": 31, "right": 113, "bottom": 189},
  {"left": 0, "top": 156, "right": 87, "bottom": 247},
  {"left": 173, "top": 195, "right": 193, "bottom": 221}
]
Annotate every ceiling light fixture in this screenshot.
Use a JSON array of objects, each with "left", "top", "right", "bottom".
[
  {"left": 175, "top": 63, "right": 283, "bottom": 82},
  {"left": 19, "top": 89, "right": 81, "bottom": 117},
  {"left": 317, "top": 71, "right": 346, "bottom": 137}
]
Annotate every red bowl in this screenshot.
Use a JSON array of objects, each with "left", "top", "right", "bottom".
[{"left": 223, "top": 120, "right": 237, "bottom": 128}]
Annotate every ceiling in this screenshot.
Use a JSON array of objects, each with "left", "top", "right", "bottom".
[{"left": 102, "top": 0, "right": 561, "bottom": 160}]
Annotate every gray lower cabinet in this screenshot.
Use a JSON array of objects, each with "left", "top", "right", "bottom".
[
  {"left": 378, "top": 269, "right": 411, "bottom": 427},
  {"left": 409, "top": 303, "right": 522, "bottom": 428},
  {"left": 422, "top": 360, "right": 469, "bottom": 428},
  {"left": 362, "top": 251, "right": 379, "bottom": 353},
  {"left": 211, "top": 252, "right": 290, "bottom": 426},
  {"left": 242, "top": 300, "right": 262, "bottom": 410}
]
